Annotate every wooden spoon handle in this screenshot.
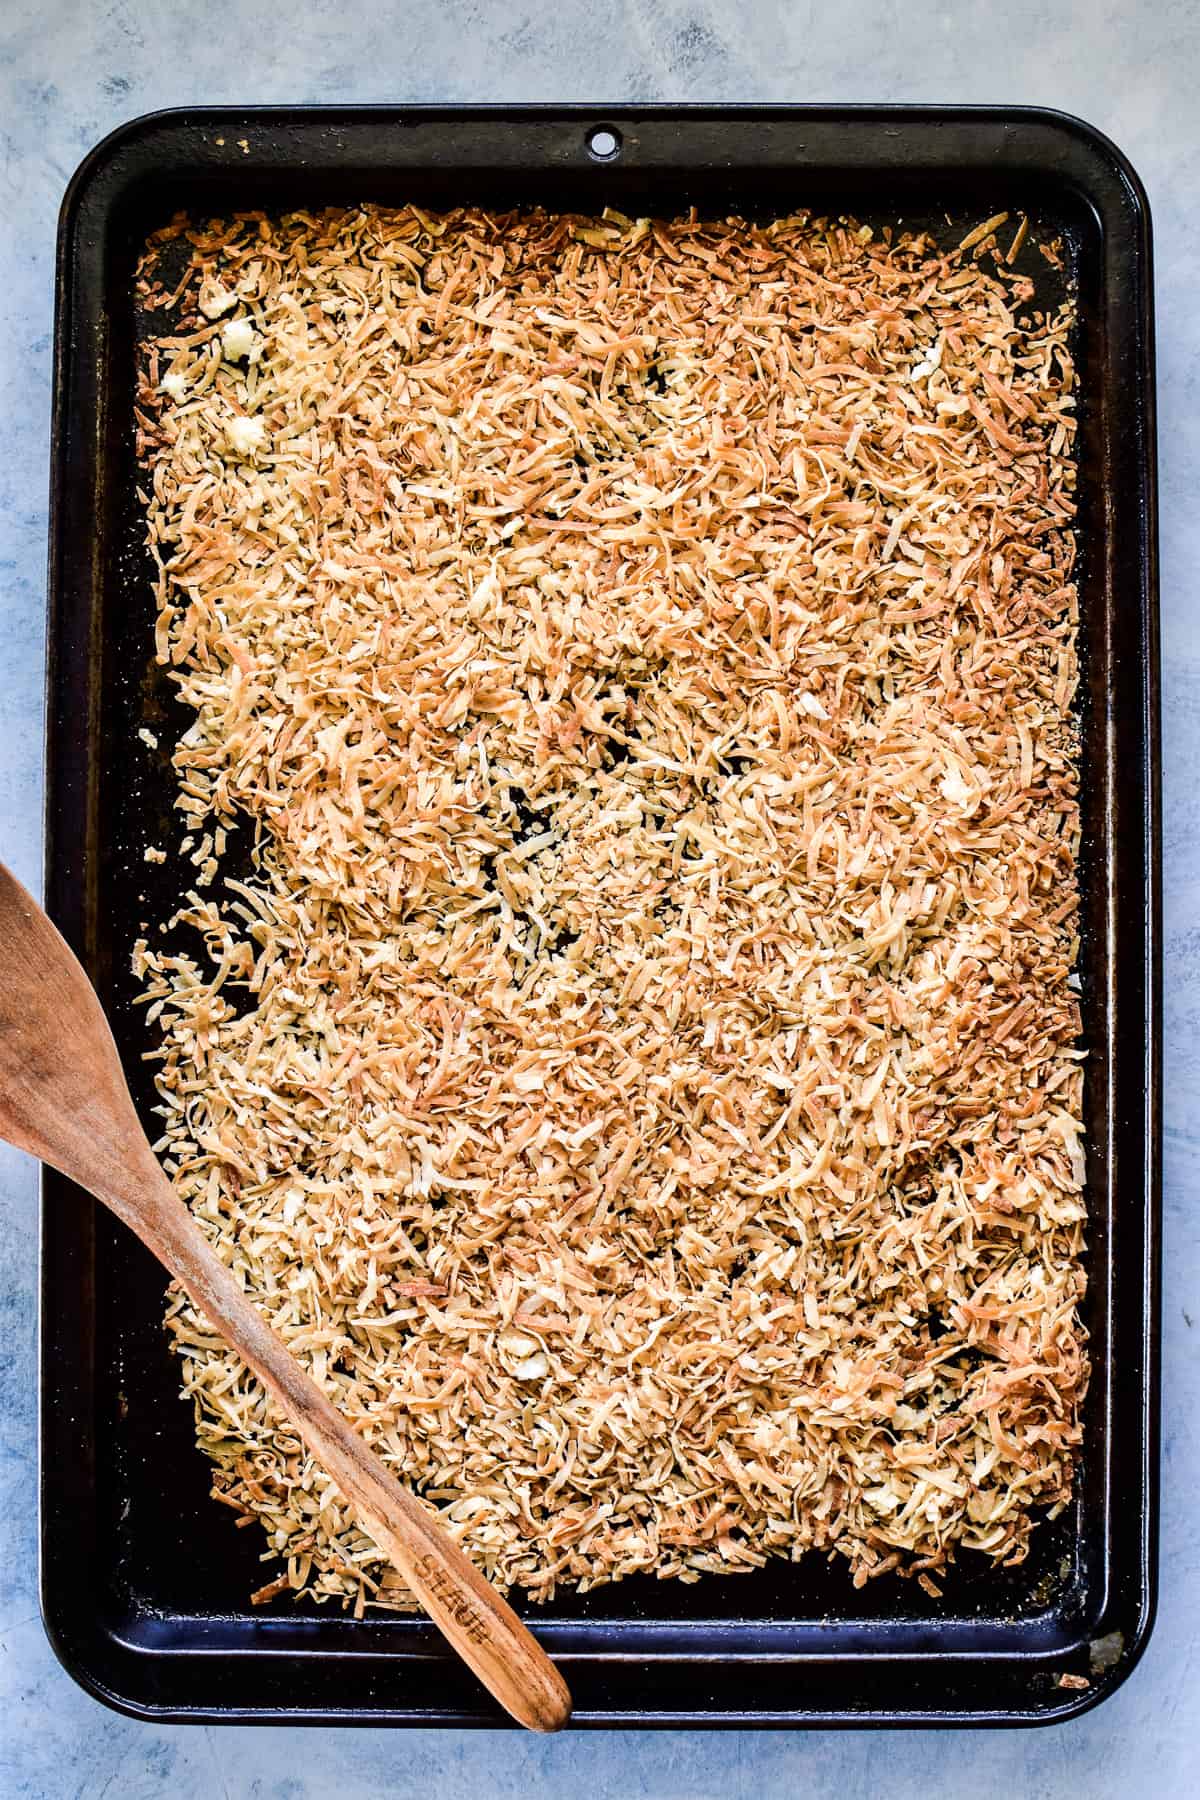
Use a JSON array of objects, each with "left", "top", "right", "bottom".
[
  {"left": 112, "top": 1167, "right": 571, "bottom": 1732},
  {"left": 0, "top": 863, "right": 567, "bottom": 1727}
]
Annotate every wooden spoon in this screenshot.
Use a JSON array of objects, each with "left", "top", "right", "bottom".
[{"left": 0, "top": 863, "right": 571, "bottom": 1733}]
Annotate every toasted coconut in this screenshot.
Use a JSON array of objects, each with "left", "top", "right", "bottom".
[{"left": 134, "top": 204, "right": 1085, "bottom": 1613}]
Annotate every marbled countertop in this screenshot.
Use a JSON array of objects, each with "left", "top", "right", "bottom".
[{"left": 2, "top": 3, "right": 1197, "bottom": 1794}]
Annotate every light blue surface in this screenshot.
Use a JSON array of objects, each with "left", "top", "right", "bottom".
[{"left": 1, "top": 2, "right": 1196, "bottom": 1794}]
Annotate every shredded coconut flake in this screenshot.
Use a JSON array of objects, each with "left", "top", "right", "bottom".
[
  {"left": 221, "top": 316, "right": 261, "bottom": 362},
  {"left": 199, "top": 278, "right": 237, "bottom": 319},
  {"left": 224, "top": 414, "right": 266, "bottom": 457},
  {"left": 134, "top": 203, "right": 1086, "bottom": 1614}
]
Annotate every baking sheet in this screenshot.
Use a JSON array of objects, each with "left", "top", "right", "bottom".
[{"left": 41, "top": 105, "right": 1159, "bottom": 1726}]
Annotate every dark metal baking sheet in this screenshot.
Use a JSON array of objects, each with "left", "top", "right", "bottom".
[{"left": 41, "top": 105, "right": 1160, "bottom": 1727}]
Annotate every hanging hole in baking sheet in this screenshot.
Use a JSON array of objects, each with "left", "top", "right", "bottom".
[{"left": 586, "top": 125, "right": 621, "bottom": 162}]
